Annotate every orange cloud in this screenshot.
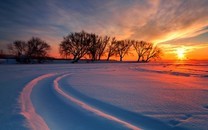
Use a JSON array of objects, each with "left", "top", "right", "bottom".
[
  {"left": 1, "top": 0, "right": 208, "bottom": 60},
  {"left": 129, "top": 0, "right": 208, "bottom": 43}
]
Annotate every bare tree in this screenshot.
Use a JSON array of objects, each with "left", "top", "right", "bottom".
[
  {"left": 8, "top": 38, "right": 50, "bottom": 63},
  {"left": 133, "top": 41, "right": 148, "bottom": 62},
  {"left": 27, "top": 37, "right": 51, "bottom": 63},
  {"left": 0, "top": 49, "right": 4, "bottom": 58},
  {"left": 115, "top": 40, "right": 132, "bottom": 61},
  {"left": 8, "top": 40, "right": 28, "bottom": 63},
  {"left": 88, "top": 33, "right": 101, "bottom": 61},
  {"left": 106, "top": 37, "right": 117, "bottom": 61},
  {"left": 59, "top": 41, "right": 70, "bottom": 59},
  {"left": 59, "top": 31, "right": 162, "bottom": 63},
  {"left": 143, "top": 43, "right": 162, "bottom": 62},
  {"left": 97, "top": 36, "right": 110, "bottom": 60},
  {"left": 59, "top": 31, "right": 92, "bottom": 63},
  {"left": 8, "top": 40, "right": 27, "bottom": 56},
  {"left": 88, "top": 34, "right": 110, "bottom": 61}
]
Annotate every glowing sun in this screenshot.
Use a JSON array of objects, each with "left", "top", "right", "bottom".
[{"left": 176, "top": 48, "right": 187, "bottom": 60}]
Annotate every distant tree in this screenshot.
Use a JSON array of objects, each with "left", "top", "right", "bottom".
[
  {"left": 97, "top": 36, "right": 110, "bottom": 60},
  {"left": 0, "top": 49, "right": 4, "bottom": 58},
  {"left": 143, "top": 42, "right": 162, "bottom": 62},
  {"left": 8, "top": 40, "right": 27, "bottom": 56},
  {"left": 133, "top": 41, "right": 162, "bottom": 62},
  {"left": 88, "top": 33, "right": 101, "bottom": 61},
  {"left": 106, "top": 37, "right": 118, "bottom": 61},
  {"left": 8, "top": 38, "right": 51, "bottom": 63},
  {"left": 133, "top": 41, "right": 149, "bottom": 62},
  {"left": 8, "top": 40, "right": 28, "bottom": 63},
  {"left": 59, "top": 31, "right": 92, "bottom": 63},
  {"left": 27, "top": 37, "right": 51, "bottom": 63},
  {"left": 88, "top": 34, "right": 110, "bottom": 61},
  {"left": 59, "top": 41, "right": 70, "bottom": 59},
  {"left": 0, "top": 49, "right": 3, "bottom": 55},
  {"left": 115, "top": 40, "right": 132, "bottom": 61},
  {"left": 59, "top": 31, "right": 162, "bottom": 63}
]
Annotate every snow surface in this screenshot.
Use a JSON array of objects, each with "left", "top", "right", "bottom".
[{"left": 0, "top": 61, "right": 207, "bottom": 130}]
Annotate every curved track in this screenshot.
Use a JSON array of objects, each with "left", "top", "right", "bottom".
[
  {"left": 19, "top": 72, "right": 186, "bottom": 130},
  {"left": 54, "top": 73, "right": 141, "bottom": 130},
  {"left": 19, "top": 73, "right": 56, "bottom": 130}
]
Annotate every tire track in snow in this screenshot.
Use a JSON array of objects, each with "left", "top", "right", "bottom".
[
  {"left": 54, "top": 73, "right": 142, "bottom": 130},
  {"left": 19, "top": 73, "right": 56, "bottom": 130}
]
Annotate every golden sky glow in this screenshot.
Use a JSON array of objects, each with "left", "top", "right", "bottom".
[
  {"left": 0, "top": 0, "right": 208, "bottom": 60},
  {"left": 176, "top": 48, "right": 187, "bottom": 60}
]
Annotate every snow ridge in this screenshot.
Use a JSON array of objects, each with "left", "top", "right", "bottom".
[
  {"left": 53, "top": 73, "right": 142, "bottom": 130},
  {"left": 19, "top": 73, "right": 56, "bottom": 130}
]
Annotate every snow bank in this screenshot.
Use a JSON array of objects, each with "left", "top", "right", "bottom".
[
  {"left": 19, "top": 73, "right": 55, "bottom": 130},
  {"left": 0, "top": 62, "right": 207, "bottom": 130}
]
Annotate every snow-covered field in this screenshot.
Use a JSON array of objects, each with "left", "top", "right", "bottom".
[{"left": 0, "top": 61, "right": 207, "bottom": 130}]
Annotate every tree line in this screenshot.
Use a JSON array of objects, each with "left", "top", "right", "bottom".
[
  {"left": 8, "top": 31, "right": 162, "bottom": 63},
  {"left": 8, "top": 37, "right": 51, "bottom": 63}
]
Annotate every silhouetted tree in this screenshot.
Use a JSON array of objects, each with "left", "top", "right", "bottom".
[
  {"left": 88, "top": 33, "right": 100, "bottom": 61},
  {"left": 106, "top": 37, "right": 118, "bottom": 61},
  {"left": 97, "top": 36, "right": 110, "bottom": 60},
  {"left": 59, "top": 31, "right": 92, "bottom": 63},
  {"left": 27, "top": 37, "right": 51, "bottom": 63},
  {"left": 115, "top": 40, "right": 132, "bottom": 61},
  {"left": 8, "top": 40, "right": 28, "bottom": 63},
  {"left": 8, "top": 40, "right": 27, "bottom": 55},
  {"left": 133, "top": 41, "right": 148, "bottom": 62},
  {"left": 0, "top": 49, "right": 3, "bottom": 54},
  {"left": 8, "top": 38, "right": 50, "bottom": 63},
  {"left": 88, "top": 34, "right": 110, "bottom": 61},
  {"left": 59, "top": 41, "right": 70, "bottom": 59},
  {"left": 0, "top": 49, "right": 4, "bottom": 58},
  {"left": 143, "top": 42, "right": 161, "bottom": 62},
  {"left": 133, "top": 41, "right": 162, "bottom": 62}
]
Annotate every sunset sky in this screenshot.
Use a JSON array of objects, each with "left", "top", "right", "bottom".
[{"left": 0, "top": 0, "right": 208, "bottom": 60}]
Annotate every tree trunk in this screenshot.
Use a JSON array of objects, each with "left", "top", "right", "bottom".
[
  {"left": 72, "top": 57, "right": 79, "bottom": 63},
  {"left": 106, "top": 55, "right": 110, "bottom": 61},
  {"left": 120, "top": 57, "right": 122, "bottom": 62},
  {"left": 98, "top": 55, "right": 101, "bottom": 61},
  {"left": 137, "top": 55, "right": 141, "bottom": 62}
]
